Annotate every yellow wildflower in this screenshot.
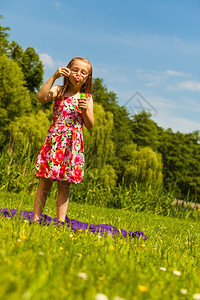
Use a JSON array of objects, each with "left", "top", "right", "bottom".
[
  {"left": 138, "top": 285, "right": 148, "bottom": 292},
  {"left": 109, "top": 245, "right": 115, "bottom": 250}
]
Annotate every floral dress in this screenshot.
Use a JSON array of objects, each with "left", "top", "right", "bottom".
[{"left": 35, "top": 94, "right": 91, "bottom": 183}]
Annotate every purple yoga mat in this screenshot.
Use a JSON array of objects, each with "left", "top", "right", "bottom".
[{"left": 0, "top": 208, "right": 147, "bottom": 240}]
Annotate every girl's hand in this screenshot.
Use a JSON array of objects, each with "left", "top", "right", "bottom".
[
  {"left": 78, "top": 96, "right": 88, "bottom": 111},
  {"left": 54, "top": 67, "right": 71, "bottom": 79}
]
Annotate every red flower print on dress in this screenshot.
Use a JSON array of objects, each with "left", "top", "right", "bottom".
[
  {"left": 54, "top": 134, "right": 62, "bottom": 143},
  {"left": 77, "top": 108, "right": 82, "bottom": 114},
  {"left": 58, "top": 163, "right": 66, "bottom": 180},
  {"left": 64, "top": 136, "right": 72, "bottom": 147},
  {"left": 52, "top": 148, "right": 65, "bottom": 165},
  {"left": 51, "top": 166, "right": 60, "bottom": 178},
  {"left": 70, "top": 112, "right": 76, "bottom": 123},
  {"left": 39, "top": 149, "right": 47, "bottom": 162},
  {"left": 38, "top": 162, "right": 50, "bottom": 177},
  {"left": 74, "top": 153, "right": 83, "bottom": 165},
  {"left": 63, "top": 147, "right": 72, "bottom": 162},
  {"left": 80, "top": 139, "right": 84, "bottom": 152},
  {"left": 44, "top": 141, "right": 51, "bottom": 153},
  {"left": 63, "top": 110, "right": 71, "bottom": 122},
  {"left": 67, "top": 98, "right": 72, "bottom": 104},
  {"left": 56, "top": 98, "right": 63, "bottom": 107},
  {"left": 73, "top": 165, "right": 83, "bottom": 181}
]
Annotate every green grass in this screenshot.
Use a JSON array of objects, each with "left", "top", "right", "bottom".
[{"left": 0, "top": 191, "right": 200, "bottom": 300}]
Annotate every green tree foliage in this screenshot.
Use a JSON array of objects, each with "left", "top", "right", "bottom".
[
  {"left": 8, "top": 41, "right": 44, "bottom": 111},
  {"left": 93, "top": 78, "right": 133, "bottom": 177},
  {"left": 10, "top": 110, "right": 51, "bottom": 155},
  {"left": 92, "top": 78, "right": 118, "bottom": 111},
  {"left": 158, "top": 128, "right": 200, "bottom": 200},
  {"left": 120, "top": 142, "right": 163, "bottom": 188},
  {"left": 83, "top": 103, "right": 115, "bottom": 169},
  {"left": 9, "top": 41, "right": 44, "bottom": 92},
  {"left": 83, "top": 103, "right": 117, "bottom": 187},
  {"left": 0, "top": 16, "right": 10, "bottom": 55},
  {"left": 0, "top": 54, "right": 31, "bottom": 148},
  {"left": 131, "top": 111, "right": 159, "bottom": 151}
]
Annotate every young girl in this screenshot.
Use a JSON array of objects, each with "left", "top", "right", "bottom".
[
  {"left": 0, "top": 55, "right": 147, "bottom": 239},
  {"left": 33, "top": 56, "right": 94, "bottom": 223}
]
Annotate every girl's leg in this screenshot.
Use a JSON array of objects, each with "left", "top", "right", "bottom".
[
  {"left": 33, "top": 178, "right": 53, "bottom": 222},
  {"left": 56, "top": 181, "right": 70, "bottom": 222}
]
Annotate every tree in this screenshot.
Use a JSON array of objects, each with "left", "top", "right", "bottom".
[
  {"left": 158, "top": 129, "right": 200, "bottom": 200},
  {"left": 8, "top": 42, "right": 44, "bottom": 111},
  {"left": 83, "top": 103, "right": 115, "bottom": 169},
  {"left": 92, "top": 78, "right": 118, "bottom": 111},
  {"left": 83, "top": 103, "right": 117, "bottom": 187},
  {"left": 120, "top": 142, "right": 163, "bottom": 188},
  {"left": 10, "top": 110, "right": 51, "bottom": 155},
  {"left": 0, "top": 16, "right": 10, "bottom": 55},
  {"left": 9, "top": 42, "right": 44, "bottom": 92},
  {"left": 0, "top": 54, "right": 31, "bottom": 148},
  {"left": 92, "top": 78, "right": 133, "bottom": 178},
  {"left": 131, "top": 111, "right": 159, "bottom": 151}
]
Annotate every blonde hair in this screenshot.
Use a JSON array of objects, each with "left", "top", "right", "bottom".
[{"left": 58, "top": 57, "right": 93, "bottom": 98}]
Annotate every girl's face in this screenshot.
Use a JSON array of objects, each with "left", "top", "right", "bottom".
[{"left": 68, "top": 60, "right": 90, "bottom": 88}]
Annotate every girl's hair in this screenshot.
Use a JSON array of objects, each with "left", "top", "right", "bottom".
[{"left": 58, "top": 57, "right": 93, "bottom": 97}]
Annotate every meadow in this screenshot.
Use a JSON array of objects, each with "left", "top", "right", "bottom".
[{"left": 0, "top": 190, "right": 200, "bottom": 300}]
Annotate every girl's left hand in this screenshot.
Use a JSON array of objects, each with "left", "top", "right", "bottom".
[{"left": 78, "top": 97, "right": 87, "bottom": 111}]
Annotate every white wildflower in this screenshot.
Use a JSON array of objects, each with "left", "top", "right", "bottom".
[
  {"left": 180, "top": 289, "right": 187, "bottom": 295},
  {"left": 160, "top": 267, "right": 167, "bottom": 271},
  {"left": 193, "top": 294, "right": 200, "bottom": 300},
  {"left": 95, "top": 294, "right": 108, "bottom": 300},
  {"left": 78, "top": 272, "right": 87, "bottom": 280},
  {"left": 173, "top": 270, "right": 181, "bottom": 276},
  {"left": 22, "top": 291, "right": 31, "bottom": 299}
]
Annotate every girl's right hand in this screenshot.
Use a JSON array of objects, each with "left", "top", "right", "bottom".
[{"left": 54, "top": 67, "right": 71, "bottom": 79}]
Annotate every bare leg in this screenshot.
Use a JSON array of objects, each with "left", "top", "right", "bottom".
[
  {"left": 57, "top": 181, "right": 70, "bottom": 222},
  {"left": 33, "top": 178, "right": 53, "bottom": 222}
]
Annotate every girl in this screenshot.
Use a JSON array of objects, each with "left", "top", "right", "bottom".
[
  {"left": 33, "top": 56, "right": 94, "bottom": 223},
  {"left": 1, "top": 56, "right": 147, "bottom": 239}
]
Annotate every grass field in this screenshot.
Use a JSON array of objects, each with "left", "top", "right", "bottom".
[{"left": 0, "top": 191, "right": 200, "bottom": 300}]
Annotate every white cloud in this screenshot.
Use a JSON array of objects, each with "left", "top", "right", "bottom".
[
  {"left": 147, "top": 95, "right": 200, "bottom": 133},
  {"left": 154, "top": 114, "right": 200, "bottom": 133},
  {"left": 172, "top": 80, "right": 200, "bottom": 91},
  {"left": 136, "top": 69, "right": 192, "bottom": 87},
  {"left": 165, "top": 70, "right": 191, "bottom": 77},
  {"left": 39, "top": 53, "right": 55, "bottom": 69},
  {"left": 39, "top": 52, "right": 67, "bottom": 79},
  {"left": 93, "top": 63, "right": 131, "bottom": 84}
]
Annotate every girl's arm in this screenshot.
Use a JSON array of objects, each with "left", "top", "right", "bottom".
[
  {"left": 37, "top": 67, "right": 70, "bottom": 103},
  {"left": 81, "top": 97, "right": 94, "bottom": 130}
]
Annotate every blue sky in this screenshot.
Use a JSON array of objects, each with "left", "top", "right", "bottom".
[{"left": 1, "top": 0, "right": 200, "bottom": 133}]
